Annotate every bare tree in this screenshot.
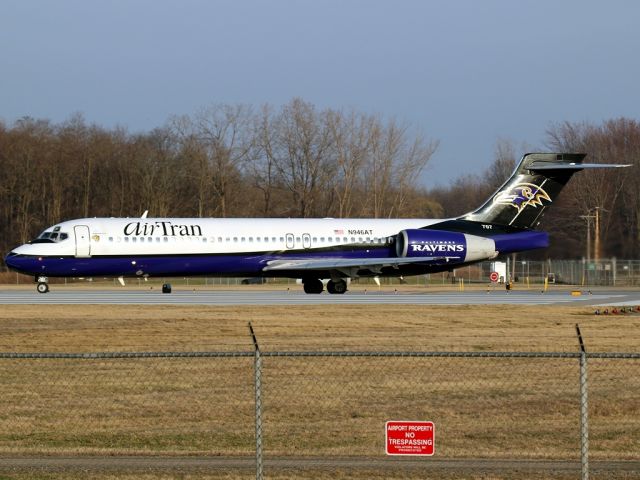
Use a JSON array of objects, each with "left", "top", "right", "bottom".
[
  {"left": 271, "top": 98, "right": 334, "bottom": 217},
  {"left": 250, "top": 104, "right": 280, "bottom": 216},
  {"left": 547, "top": 118, "right": 640, "bottom": 255},
  {"left": 363, "top": 118, "right": 438, "bottom": 218},
  {"left": 326, "top": 109, "right": 374, "bottom": 217}
]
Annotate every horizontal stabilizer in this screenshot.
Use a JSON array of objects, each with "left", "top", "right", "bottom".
[{"left": 528, "top": 162, "right": 631, "bottom": 171}]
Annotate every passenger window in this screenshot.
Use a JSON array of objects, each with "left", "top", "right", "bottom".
[
  {"left": 264, "top": 237, "right": 269, "bottom": 242},
  {"left": 140, "top": 238, "right": 145, "bottom": 242},
  {"left": 313, "top": 237, "right": 318, "bottom": 242},
  {"left": 109, "top": 237, "right": 114, "bottom": 242},
  {"left": 249, "top": 237, "right": 253, "bottom": 242},
  {"left": 279, "top": 237, "right": 284, "bottom": 242},
  {"left": 218, "top": 237, "right": 223, "bottom": 242},
  {"left": 132, "top": 237, "right": 137, "bottom": 243},
  {"left": 163, "top": 237, "right": 168, "bottom": 242},
  {"left": 234, "top": 237, "right": 238, "bottom": 242},
  {"left": 125, "top": 237, "right": 129, "bottom": 242}
]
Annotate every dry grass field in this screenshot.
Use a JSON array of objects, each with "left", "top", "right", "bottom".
[
  {"left": 0, "top": 303, "right": 637, "bottom": 479},
  {"left": 0, "top": 302, "right": 638, "bottom": 352}
]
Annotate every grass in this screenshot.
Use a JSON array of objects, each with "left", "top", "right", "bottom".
[
  {"left": 0, "top": 302, "right": 637, "bottom": 353},
  {"left": 0, "top": 302, "right": 636, "bottom": 477}
]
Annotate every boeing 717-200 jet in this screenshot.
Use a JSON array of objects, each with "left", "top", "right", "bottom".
[{"left": 4, "top": 153, "right": 629, "bottom": 294}]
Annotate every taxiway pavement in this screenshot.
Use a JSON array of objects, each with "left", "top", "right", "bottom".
[{"left": 1, "top": 289, "right": 638, "bottom": 306}]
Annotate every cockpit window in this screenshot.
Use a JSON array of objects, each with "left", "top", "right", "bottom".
[{"left": 31, "top": 229, "right": 70, "bottom": 244}]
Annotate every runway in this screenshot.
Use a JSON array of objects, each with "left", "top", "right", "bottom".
[{"left": 0, "top": 288, "right": 638, "bottom": 305}]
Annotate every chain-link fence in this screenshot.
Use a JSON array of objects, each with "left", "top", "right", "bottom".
[{"left": 0, "top": 348, "right": 638, "bottom": 478}]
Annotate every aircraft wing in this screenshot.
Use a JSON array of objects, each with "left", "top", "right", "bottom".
[{"left": 263, "top": 255, "right": 454, "bottom": 273}]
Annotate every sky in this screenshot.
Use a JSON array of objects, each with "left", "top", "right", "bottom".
[{"left": 1, "top": 0, "right": 639, "bottom": 187}]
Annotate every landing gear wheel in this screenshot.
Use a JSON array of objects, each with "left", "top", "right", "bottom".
[
  {"left": 327, "top": 279, "right": 347, "bottom": 294},
  {"left": 303, "top": 278, "right": 324, "bottom": 294},
  {"left": 37, "top": 282, "right": 49, "bottom": 294}
]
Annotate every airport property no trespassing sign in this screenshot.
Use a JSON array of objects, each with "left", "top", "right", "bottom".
[{"left": 385, "top": 421, "right": 435, "bottom": 455}]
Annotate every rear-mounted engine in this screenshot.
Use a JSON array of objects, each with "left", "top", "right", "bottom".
[{"left": 396, "top": 229, "right": 496, "bottom": 263}]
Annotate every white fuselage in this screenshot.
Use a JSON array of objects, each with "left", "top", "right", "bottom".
[{"left": 15, "top": 217, "right": 443, "bottom": 257}]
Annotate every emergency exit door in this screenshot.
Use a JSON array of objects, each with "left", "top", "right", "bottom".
[{"left": 74, "top": 225, "right": 91, "bottom": 258}]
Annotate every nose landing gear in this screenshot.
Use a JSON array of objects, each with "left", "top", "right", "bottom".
[{"left": 36, "top": 276, "right": 49, "bottom": 294}]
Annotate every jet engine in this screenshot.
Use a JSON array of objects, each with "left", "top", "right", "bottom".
[{"left": 396, "top": 229, "right": 496, "bottom": 263}]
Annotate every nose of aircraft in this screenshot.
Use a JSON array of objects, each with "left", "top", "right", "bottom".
[
  {"left": 4, "top": 251, "right": 18, "bottom": 269},
  {"left": 4, "top": 250, "right": 34, "bottom": 275}
]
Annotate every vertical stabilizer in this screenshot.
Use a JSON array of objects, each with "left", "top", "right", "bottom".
[{"left": 463, "top": 153, "right": 587, "bottom": 230}]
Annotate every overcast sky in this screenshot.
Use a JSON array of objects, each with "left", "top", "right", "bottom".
[{"left": 2, "top": 0, "right": 639, "bottom": 187}]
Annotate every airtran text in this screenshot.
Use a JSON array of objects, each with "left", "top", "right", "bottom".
[{"left": 124, "top": 221, "right": 203, "bottom": 237}]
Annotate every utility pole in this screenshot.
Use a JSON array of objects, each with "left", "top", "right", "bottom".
[
  {"left": 579, "top": 214, "right": 595, "bottom": 262},
  {"left": 594, "top": 207, "right": 600, "bottom": 263}
]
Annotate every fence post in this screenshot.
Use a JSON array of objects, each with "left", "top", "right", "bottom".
[
  {"left": 249, "top": 323, "right": 263, "bottom": 480},
  {"left": 576, "top": 324, "right": 589, "bottom": 480}
]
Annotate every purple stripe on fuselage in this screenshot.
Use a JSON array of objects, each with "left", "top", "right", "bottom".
[{"left": 6, "top": 247, "right": 397, "bottom": 278}]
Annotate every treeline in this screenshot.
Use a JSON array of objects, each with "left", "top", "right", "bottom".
[
  {"left": 0, "top": 99, "right": 439, "bottom": 251},
  {"left": 1, "top": 98, "right": 639, "bottom": 261}
]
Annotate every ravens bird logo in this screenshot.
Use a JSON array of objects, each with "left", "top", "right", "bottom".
[{"left": 492, "top": 183, "right": 552, "bottom": 213}]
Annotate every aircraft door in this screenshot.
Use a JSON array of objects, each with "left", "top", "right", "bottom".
[
  {"left": 302, "top": 233, "right": 311, "bottom": 249},
  {"left": 74, "top": 225, "right": 91, "bottom": 258},
  {"left": 286, "top": 233, "right": 294, "bottom": 249}
]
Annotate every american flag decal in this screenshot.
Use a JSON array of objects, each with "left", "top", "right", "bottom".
[{"left": 334, "top": 229, "right": 344, "bottom": 235}]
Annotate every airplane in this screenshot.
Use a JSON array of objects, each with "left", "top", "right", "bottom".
[{"left": 4, "top": 153, "right": 629, "bottom": 294}]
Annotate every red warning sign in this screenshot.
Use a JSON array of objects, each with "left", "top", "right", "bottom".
[
  {"left": 385, "top": 421, "right": 435, "bottom": 456},
  {"left": 489, "top": 271, "right": 499, "bottom": 283}
]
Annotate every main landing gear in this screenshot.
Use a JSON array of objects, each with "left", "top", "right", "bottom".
[
  {"left": 36, "top": 276, "right": 49, "bottom": 294},
  {"left": 303, "top": 278, "right": 323, "bottom": 294},
  {"left": 302, "top": 278, "right": 348, "bottom": 294},
  {"left": 327, "top": 279, "right": 347, "bottom": 294}
]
